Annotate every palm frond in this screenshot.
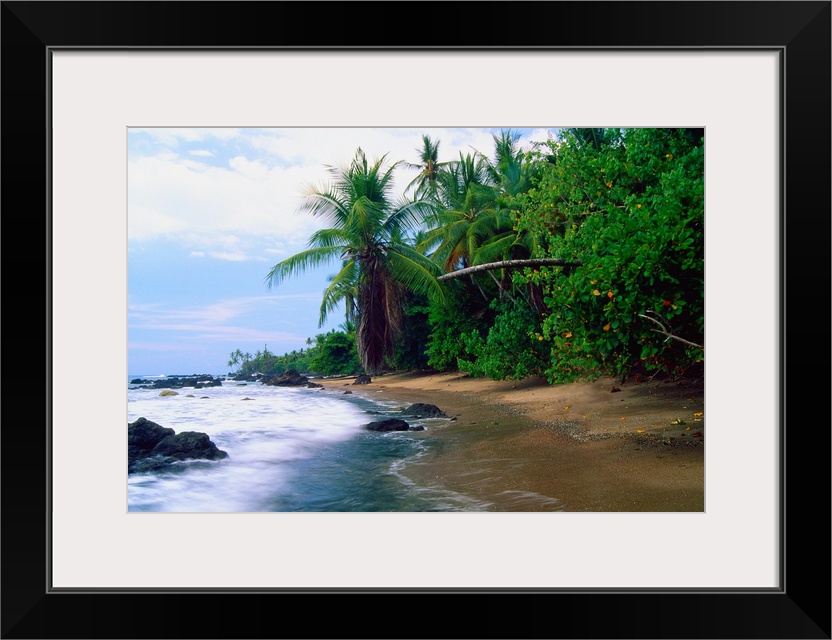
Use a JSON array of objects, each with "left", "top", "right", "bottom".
[
  {"left": 472, "top": 232, "right": 518, "bottom": 265},
  {"left": 386, "top": 245, "right": 446, "bottom": 303},
  {"left": 386, "top": 198, "right": 437, "bottom": 236},
  {"left": 264, "top": 245, "right": 344, "bottom": 289},
  {"left": 297, "top": 189, "right": 350, "bottom": 227},
  {"left": 308, "top": 227, "right": 351, "bottom": 249},
  {"left": 318, "top": 261, "right": 357, "bottom": 326}
]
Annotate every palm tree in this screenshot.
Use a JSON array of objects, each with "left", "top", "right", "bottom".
[
  {"left": 473, "top": 130, "right": 540, "bottom": 269},
  {"left": 486, "top": 129, "right": 528, "bottom": 194},
  {"left": 403, "top": 134, "right": 447, "bottom": 200},
  {"left": 416, "top": 151, "right": 498, "bottom": 271},
  {"left": 418, "top": 131, "right": 547, "bottom": 306},
  {"left": 472, "top": 130, "right": 553, "bottom": 309},
  {"left": 227, "top": 348, "right": 243, "bottom": 371},
  {"left": 265, "top": 148, "right": 443, "bottom": 375}
]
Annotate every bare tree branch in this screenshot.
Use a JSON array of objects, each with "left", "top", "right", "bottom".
[
  {"left": 437, "top": 258, "right": 582, "bottom": 281},
  {"left": 638, "top": 313, "right": 703, "bottom": 350},
  {"left": 644, "top": 309, "right": 674, "bottom": 332}
]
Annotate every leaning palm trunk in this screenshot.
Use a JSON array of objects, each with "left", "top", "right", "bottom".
[{"left": 356, "top": 256, "right": 402, "bottom": 375}]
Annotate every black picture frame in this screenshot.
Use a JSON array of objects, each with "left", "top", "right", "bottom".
[{"left": 2, "top": 2, "right": 829, "bottom": 638}]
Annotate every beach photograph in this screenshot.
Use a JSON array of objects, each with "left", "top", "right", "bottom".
[
  {"left": 128, "top": 126, "right": 704, "bottom": 513},
  {"left": 11, "top": 7, "right": 819, "bottom": 635}
]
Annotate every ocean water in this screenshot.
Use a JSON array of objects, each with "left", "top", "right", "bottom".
[{"left": 127, "top": 375, "right": 489, "bottom": 512}]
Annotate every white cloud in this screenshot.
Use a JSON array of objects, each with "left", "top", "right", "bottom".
[
  {"left": 209, "top": 251, "right": 263, "bottom": 262},
  {"left": 130, "top": 294, "right": 319, "bottom": 325},
  {"left": 135, "top": 127, "right": 243, "bottom": 148},
  {"left": 189, "top": 251, "right": 205, "bottom": 258},
  {"left": 129, "top": 294, "right": 323, "bottom": 345},
  {"left": 128, "top": 127, "right": 559, "bottom": 257},
  {"left": 519, "top": 127, "right": 559, "bottom": 148},
  {"left": 127, "top": 152, "right": 322, "bottom": 251},
  {"left": 229, "top": 155, "right": 269, "bottom": 180}
]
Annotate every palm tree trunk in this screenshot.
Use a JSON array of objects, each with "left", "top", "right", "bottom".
[{"left": 437, "top": 258, "right": 582, "bottom": 281}]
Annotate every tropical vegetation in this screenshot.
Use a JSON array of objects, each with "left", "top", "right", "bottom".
[{"left": 240, "top": 128, "right": 704, "bottom": 384}]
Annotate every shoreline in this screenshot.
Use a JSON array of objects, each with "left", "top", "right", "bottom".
[{"left": 315, "top": 371, "right": 704, "bottom": 512}]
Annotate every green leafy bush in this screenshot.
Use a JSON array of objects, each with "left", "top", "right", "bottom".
[
  {"left": 457, "top": 299, "right": 548, "bottom": 380},
  {"left": 515, "top": 128, "right": 704, "bottom": 382},
  {"left": 309, "top": 331, "right": 363, "bottom": 376},
  {"left": 424, "top": 293, "right": 485, "bottom": 372}
]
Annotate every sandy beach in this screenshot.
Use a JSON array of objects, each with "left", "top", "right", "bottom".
[{"left": 315, "top": 371, "right": 704, "bottom": 512}]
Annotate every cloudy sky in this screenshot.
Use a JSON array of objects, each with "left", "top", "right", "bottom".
[{"left": 128, "top": 127, "right": 558, "bottom": 375}]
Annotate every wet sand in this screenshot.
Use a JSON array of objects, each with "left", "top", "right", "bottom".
[{"left": 315, "top": 371, "right": 705, "bottom": 512}]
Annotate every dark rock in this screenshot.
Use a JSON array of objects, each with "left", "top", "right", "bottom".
[
  {"left": 151, "top": 431, "right": 229, "bottom": 462},
  {"left": 611, "top": 387, "right": 621, "bottom": 393},
  {"left": 401, "top": 403, "right": 447, "bottom": 418},
  {"left": 195, "top": 378, "right": 223, "bottom": 389},
  {"left": 128, "top": 417, "right": 228, "bottom": 474},
  {"left": 140, "top": 374, "right": 223, "bottom": 390},
  {"left": 353, "top": 375, "right": 372, "bottom": 385},
  {"left": 307, "top": 382, "right": 323, "bottom": 389},
  {"left": 343, "top": 390, "right": 353, "bottom": 395},
  {"left": 365, "top": 418, "right": 410, "bottom": 432},
  {"left": 128, "top": 417, "right": 174, "bottom": 457},
  {"left": 263, "top": 370, "right": 309, "bottom": 386}
]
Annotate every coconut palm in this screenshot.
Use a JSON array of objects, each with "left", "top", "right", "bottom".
[
  {"left": 486, "top": 129, "right": 528, "bottom": 194},
  {"left": 416, "top": 150, "right": 498, "bottom": 271},
  {"left": 227, "top": 348, "right": 244, "bottom": 371},
  {"left": 265, "top": 148, "right": 444, "bottom": 375},
  {"left": 473, "top": 130, "right": 541, "bottom": 268},
  {"left": 472, "top": 130, "right": 554, "bottom": 308},
  {"left": 418, "top": 131, "right": 547, "bottom": 305},
  {"left": 403, "top": 134, "right": 447, "bottom": 200}
]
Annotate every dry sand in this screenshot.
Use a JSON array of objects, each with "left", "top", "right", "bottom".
[{"left": 314, "top": 371, "right": 704, "bottom": 512}]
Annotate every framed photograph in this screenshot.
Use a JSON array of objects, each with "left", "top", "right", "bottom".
[{"left": 3, "top": 1, "right": 829, "bottom": 638}]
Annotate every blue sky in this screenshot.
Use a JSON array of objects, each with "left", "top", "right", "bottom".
[{"left": 128, "top": 127, "right": 559, "bottom": 375}]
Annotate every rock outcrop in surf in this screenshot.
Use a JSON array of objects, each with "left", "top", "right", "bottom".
[{"left": 128, "top": 417, "right": 228, "bottom": 474}]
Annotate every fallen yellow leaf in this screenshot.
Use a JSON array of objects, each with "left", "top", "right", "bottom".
[
  {"left": 636, "top": 429, "right": 645, "bottom": 434},
  {"left": 693, "top": 412, "right": 703, "bottom": 417}
]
